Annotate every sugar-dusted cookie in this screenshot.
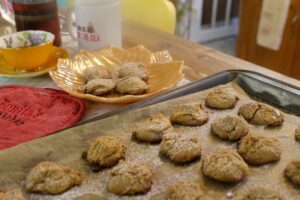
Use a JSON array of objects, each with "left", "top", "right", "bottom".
[
  {"left": 202, "top": 148, "right": 248, "bottom": 183},
  {"left": 160, "top": 133, "right": 201, "bottom": 164},
  {"left": 238, "top": 133, "right": 281, "bottom": 165},
  {"left": 211, "top": 115, "right": 249, "bottom": 141},
  {"left": 205, "top": 88, "right": 238, "bottom": 110},
  {"left": 108, "top": 162, "right": 152, "bottom": 195}
]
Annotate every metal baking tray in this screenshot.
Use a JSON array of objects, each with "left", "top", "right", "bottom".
[
  {"left": 80, "top": 70, "right": 300, "bottom": 125},
  {"left": 2, "top": 70, "right": 300, "bottom": 200}
]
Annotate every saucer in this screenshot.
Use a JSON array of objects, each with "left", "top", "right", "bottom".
[{"left": 0, "top": 46, "right": 68, "bottom": 78}]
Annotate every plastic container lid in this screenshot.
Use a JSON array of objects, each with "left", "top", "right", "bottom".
[{"left": 0, "top": 85, "right": 85, "bottom": 150}]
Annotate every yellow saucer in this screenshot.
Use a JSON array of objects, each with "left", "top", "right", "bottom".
[{"left": 0, "top": 46, "right": 68, "bottom": 78}]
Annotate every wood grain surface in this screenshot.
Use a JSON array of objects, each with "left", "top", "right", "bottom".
[
  {"left": 123, "top": 22, "right": 300, "bottom": 86},
  {"left": 0, "top": 21, "right": 299, "bottom": 86}
]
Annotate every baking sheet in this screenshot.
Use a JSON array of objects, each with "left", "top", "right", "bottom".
[{"left": 0, "top": 81, "right": 300, "bottom": 200}]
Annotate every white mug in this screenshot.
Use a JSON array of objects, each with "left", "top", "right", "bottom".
[{"left": 67, "top": 0, "right": 122, "bottom": 50}]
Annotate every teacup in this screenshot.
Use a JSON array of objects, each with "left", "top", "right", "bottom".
[{"left": 0, "top": 30, "right": 55, "bottom": 71}]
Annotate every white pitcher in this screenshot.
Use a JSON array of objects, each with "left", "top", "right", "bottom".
[{"left": 67, "top": 0, "right": 122, "bottom": 50}]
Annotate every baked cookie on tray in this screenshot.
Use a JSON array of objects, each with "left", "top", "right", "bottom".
[
  {"left": 132, "top": 113, "right": 172, "bottom": 143},
  {"left": 205, "top": 88, "right": 238, "bottom": 110},
  {"left": 108, "top": 162, "right": 152, "bottom": 195},
  {"left": 170, "top": 103, "right": 208, "bottom": 126},
  {"left": 284, "top": 159, "right": 300, "bottom": 186},
  {"left": 238, "top": 102, "right": 284, "bottom": 126},
  {"left": 295, "top": 126, "right": 300, "bottom": 141},
  {"left": 25, "top": 161, "right": 83, "bottom": 195},
  {"left": 85, "top": 136, "right": 126, "bottom": 169},
  {"left": 237, "top": 133, "right": 282, "bottom": 165},
  {"left": 211, "top": 115, "right": 249, "bottom": 141},
  {"left": 238, "top": 187, "right": 284, "bottom": 200},
  {"left": 164, "top": 181, "right": 204, "bottom": 200},
  {"left": 0, "top": 188, "right": 25, "bottom": 200},
  {"left": 202, "top": 148, "right": 248, "bottom": 183},
  {"left": 160, "top": 132, "right": 201, "bottom": 164}
]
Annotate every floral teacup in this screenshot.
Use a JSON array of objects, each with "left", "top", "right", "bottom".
[{"left": 0, "top": 30, "right": 55, "bottom": 71}]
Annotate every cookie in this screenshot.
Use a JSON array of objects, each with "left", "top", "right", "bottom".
[
  {"left": 170, "top": 103, "right": 208, "bottom": 126},
  {"left": 108, "top": 162, "right": 152, "bottom": 195},
  {"left": 202, "top": 148, "right": 248, "bottom": 183},
  {"left": 237, "top": 133, "right": 281, "bottom": 165},
  {"left": 73, "top": 194, "right": 107, "bottom": 200},
  {"left": 86, "top": 136, "right": 126, "bottom": 168},
  {"left": 295, "top": 126, "right": 300, "bottom": 141},
  {"left": 25, "top": 161, "right": 83, "bottom": 195},
  {"left": 238, "top": 102, "right": 284, "bottom": 126},
  {"left": 132, "top": 113, "right": 172, "bottom": 143},
  {"left": 238, "top": 187, "right": 283, "bottom": 200},
  {"left": 284, "top": 159, "right": 300, "bottom": 186},
  {"left": 85, "top": 78, "right": 115, "bottom": 96},
  {"left": 205, "top": 88, "right": 238, "bottom": 109},
  {"left": 160, "top": 133, "right": 201, "bottom": 164},
  {"left": 0, "top": 188, "right": 25, "bottom": 200},
  {"left": 211, "top": 115, "right": 249, "bottom": 141},
  {"left": 116, "top": 76, "right": 148, "bottom": 95},
  {"left": 119, "top": 62, "right": 148, "bottom": 81},
  {"left": 84, "top": 66, "right": 112, "bottom": 82},
  {"left": 165, "top": 181, "right": 203, "bottom": 200}
]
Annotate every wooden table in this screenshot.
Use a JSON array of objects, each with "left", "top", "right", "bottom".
[
  {"left": 123, "top": 22, "right": 300, "bottom": 86},
  {"left": 1, "top": 21, "right": 299, "bottom": 86},
  {"left": 0, "top": 22, "right": 299, "bottom": 122}
]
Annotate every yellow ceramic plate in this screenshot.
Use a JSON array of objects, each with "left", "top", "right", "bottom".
[
  {"left": 50, "top": 45, "right": 184, "bottom": 104},
  {"left": 0, "top": 46, "right": 68, "bottom": 78}
]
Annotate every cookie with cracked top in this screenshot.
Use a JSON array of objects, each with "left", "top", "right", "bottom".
[
  {"left": 238, "top": 102, "right": 284, "bottom": 126},
  {"left": 237, "top": 133, "right": 282, "bottom": 165}
]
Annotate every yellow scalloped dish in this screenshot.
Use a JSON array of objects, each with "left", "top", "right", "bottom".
[{"left": 50, "top": 45, "right": 184, "bottom": 104}]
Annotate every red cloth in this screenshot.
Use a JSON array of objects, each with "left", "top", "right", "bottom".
[{"left": 0, "top": 85, "right": 85, "bottom": 150}]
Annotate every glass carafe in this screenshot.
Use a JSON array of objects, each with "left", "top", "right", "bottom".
[{"left": 12, "top": 0, "right": 61, "bottom": 46}]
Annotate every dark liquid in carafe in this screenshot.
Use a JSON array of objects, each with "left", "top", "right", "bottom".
[{"left": 13, "top": 1, "right": 61, "bottom": 46}]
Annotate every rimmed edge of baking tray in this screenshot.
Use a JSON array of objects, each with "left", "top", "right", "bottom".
[{"left": 78, "top": 70, "right": 300, "bottom": 126}]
